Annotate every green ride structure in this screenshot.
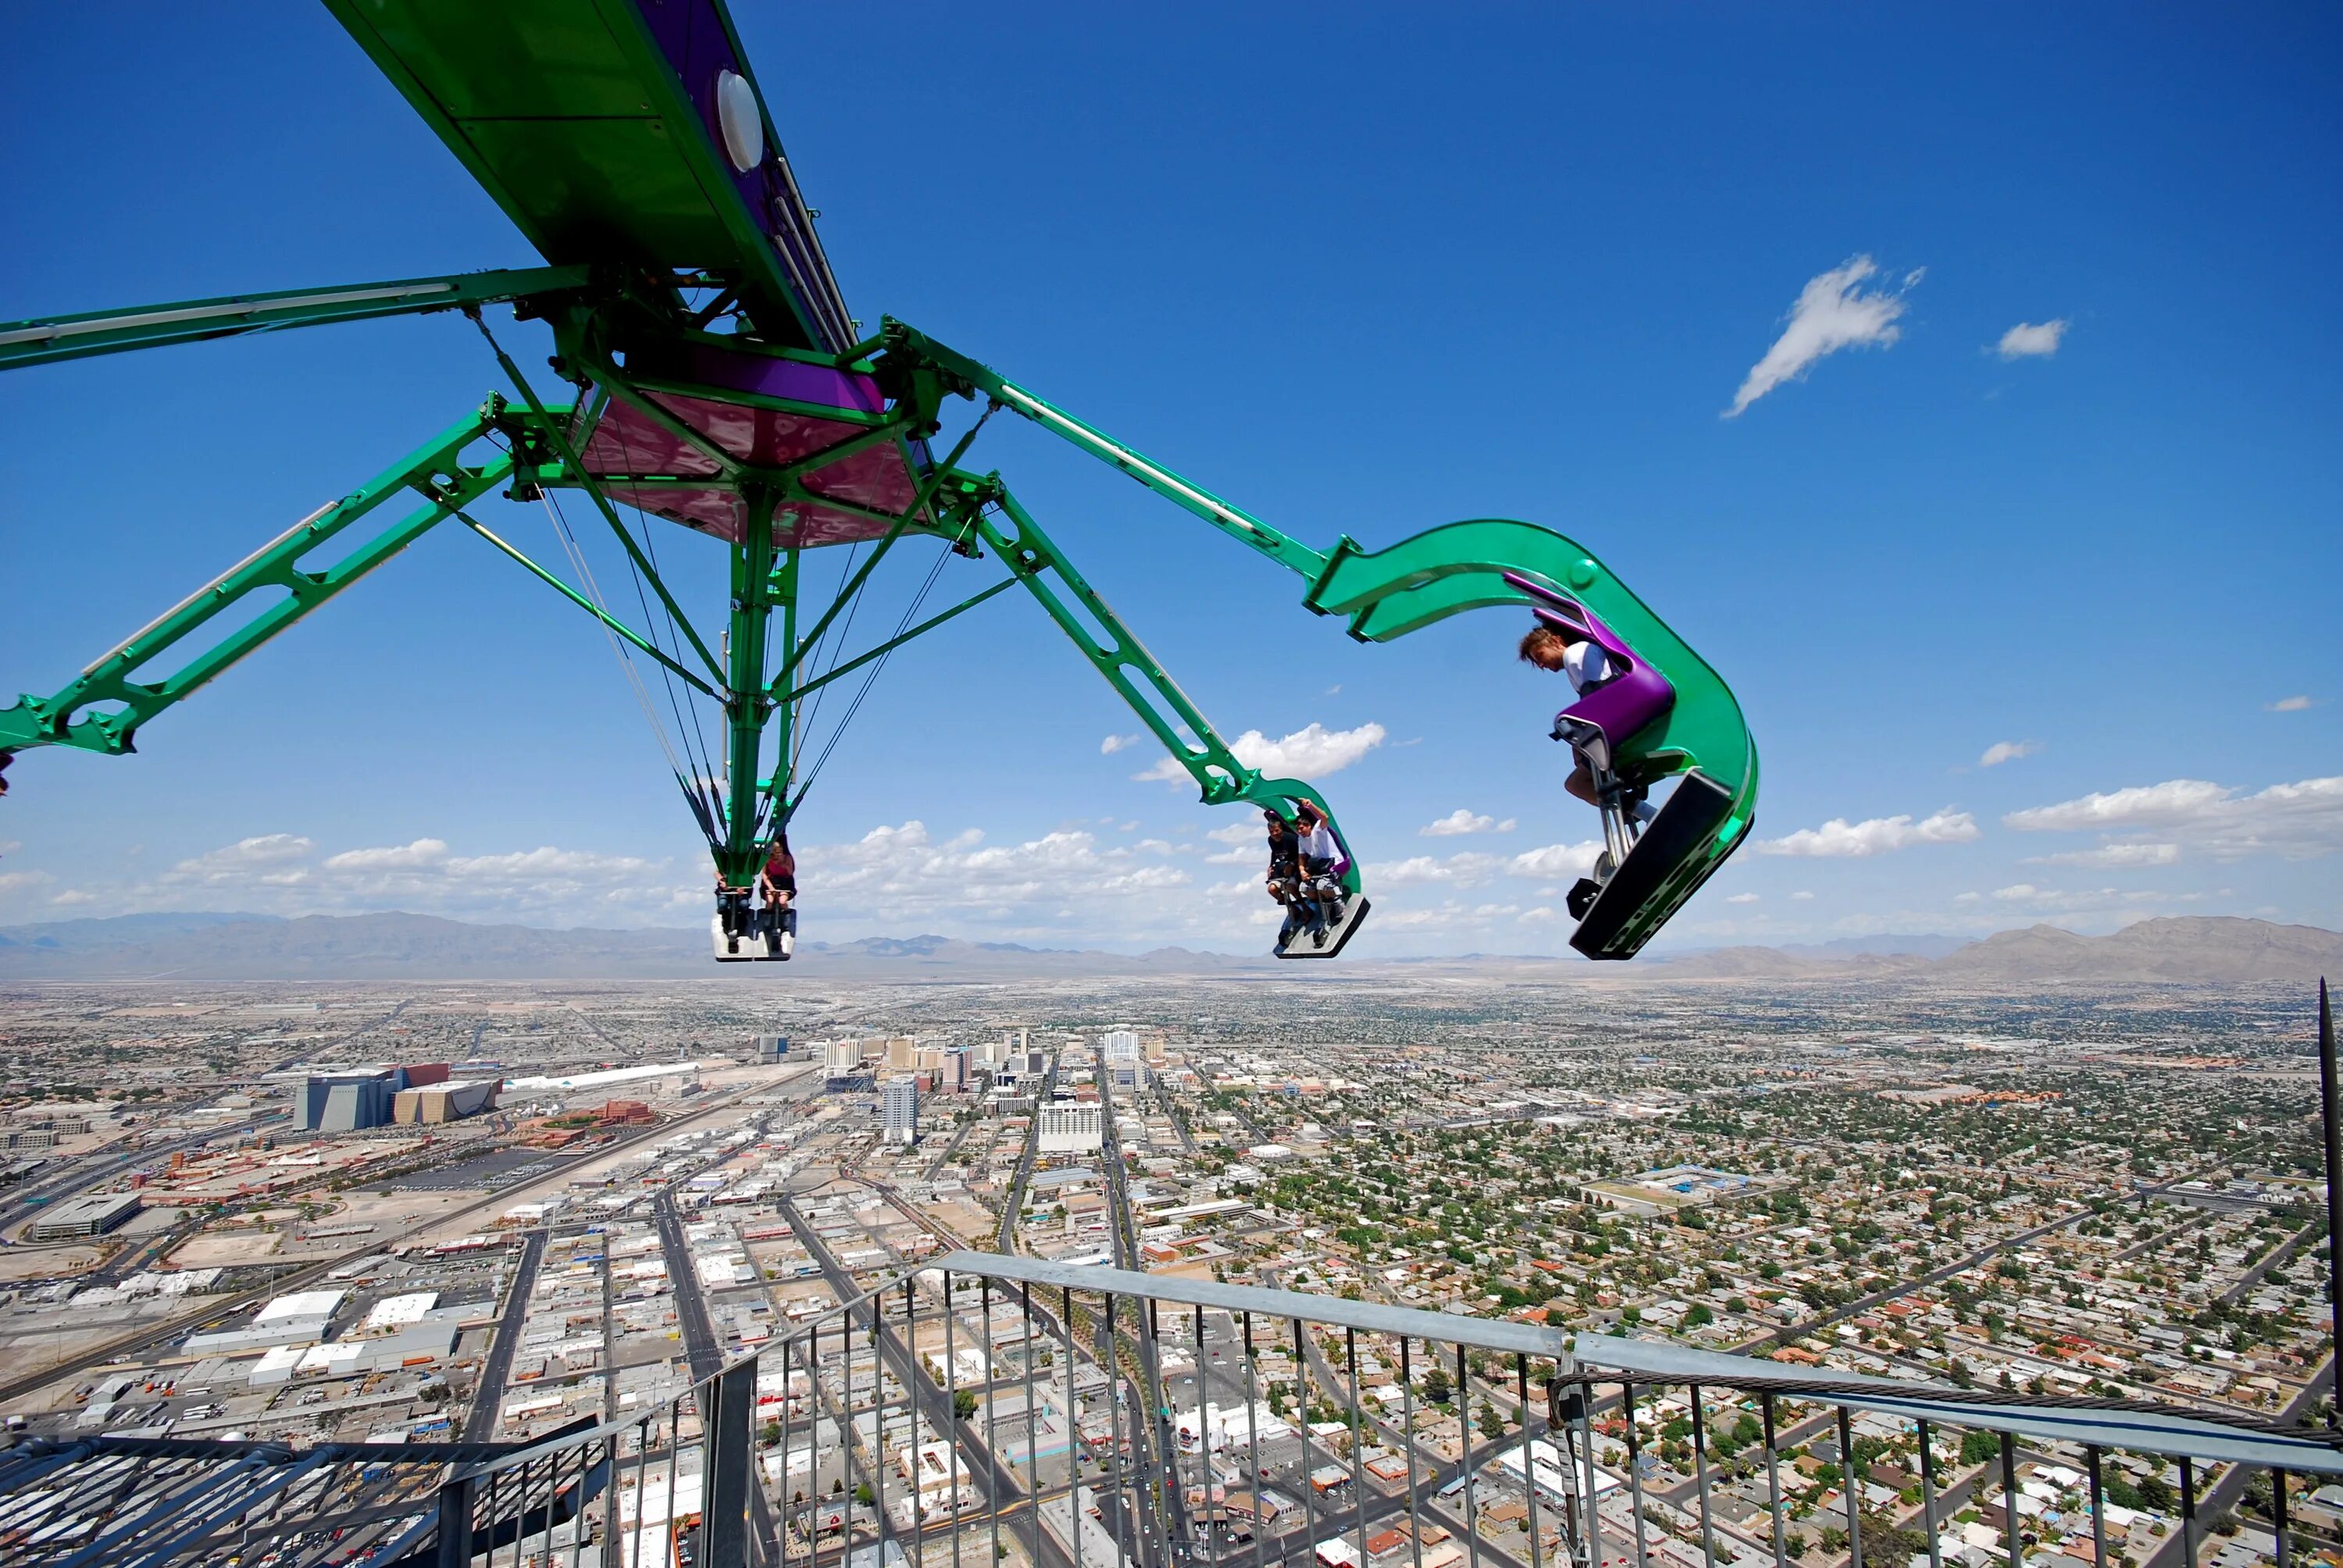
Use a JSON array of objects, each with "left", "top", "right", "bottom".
[{"left": 0, "top": 0, "right": 1756, "bottom": 961}]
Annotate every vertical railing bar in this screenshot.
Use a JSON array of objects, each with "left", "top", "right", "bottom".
[
  {"left": 1104, "top": 1293, "right": 1128, "bottom": 1568},
  {"left": 906, "top": 1278, "right": 924, "bottom": 1568},
  {"left": 1837, "top": 1404, "right": 1860, "bottom": 1568},
  {"left": 1624, "top": 1381, "right": 1649, "bottom": 1568},
  {"left": 1691, "top": 1384, "right": 1716, "bottom": 1568},
  {"left": 482, "top": 1461, "right": 501, "bottom": 1568},
  {"left": 2274, "top": 1467, "right": 2291, "bottom": 1568},
  {"left": 841, "top": 1312, "right": 856, "bottom": 1563},
  {"left": 1999, "top": 1432, "right": 2019, "bottom": 1568},
  {"left": 781, "top": 1335, "right": 797, "bottom": 1568},
  {"left": 946, "top": 1273, "right": 963, "bottom": 1568},
  {"left": 666, "top": 1395, "right": 683, "bottom": 1568},
  {"left": 876, "top": 1292, "right": 890, "bottom": 1568},
  {"left": 1165, "top": 1298, "right": 1188, "bottom": 1568},
  {"left": 1198, "top": 1301, "right": 1212, "bottom": 1567},
  {"left": 1063, "top": 1286, "right": 1084, "bottom": 1568},
  {"left": 1022, "top": 1281, "right": 1040, "bottom": 1568},
  {"left": 1575, "top": 1381, "right": 1604, "bottom": 1568},
  {"left": 571, "top": 1437, "right": 587, "bottom": 1568},
  {"left": 1759, "top": 1391, "right": 1783, "bottom": 1568},
  {"left": 1516, "top": 1355, "right": 1542, "bottom": 1568},
  {"left": 1143, "top": 1294, "right": 1175, "bottom": 1563},
  {"left": 1298, "top": 1317, "right": 1318, "bottom": 1568},
  {"left": 1459, "top": 1343, "right": 1480, "bottom": 1568},
  {"left": 985, "top": 1278, "right": 1003, "bottom": 1568},
  {"left": 632, "top": 1417, "right": 652, "bottom": 1568},
  {"left": 2086, "top": 1445, "right": 2107, "bottom": 1568},
  {"left": 1243, "top": 1310, "right": 1267, "bottom": 1568},
  {"left": 2179, "top": 1454, "right": 2196, "bottom": 1568},
  {"left": 1400, "top": 1338, "right": 1423, "bottom": 1568},
  {"left": 1349, "top": 1329, "right": 1371, "bottom": 1567},
  {"left": 1917, "top": 1417, "right": 1940, "bottom": 1568}
]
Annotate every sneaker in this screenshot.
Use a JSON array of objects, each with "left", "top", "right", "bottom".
[{"left": 1594, "top": 850, "right": 1615, "bottom": 882}]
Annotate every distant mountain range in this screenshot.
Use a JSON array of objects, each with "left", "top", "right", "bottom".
[{"left": 0, "top": 911, "right": 2334, "bottom": 986}]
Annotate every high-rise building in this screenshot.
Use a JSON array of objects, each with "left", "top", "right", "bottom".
[
  {"left": 886, "top": 1037, "right": 916, "bottom": 1071},
  {"left": 751, "top": 1034, "right": 789, "bottom": 1062},
  {"left": 883, "top": 1080, "right": 919, "bottom": 1146},
  {"left": 1101, "top": 1030, "right": 1141, "bottom": 1062},
  {"left": 826, "top": 1040, "right": 862, "bottom": 1078},
  {"left": 1037, "top": 1102, "right": 1104, "bottom": 1153}
]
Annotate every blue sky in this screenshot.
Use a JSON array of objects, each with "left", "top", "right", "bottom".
[{"left": 2, "top": 5, "right": 2337, "bottom": 953}]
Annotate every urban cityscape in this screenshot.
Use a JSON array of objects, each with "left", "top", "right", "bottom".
[{"left": 1, "top": 967, "right": 2334, "bottom": 1568}]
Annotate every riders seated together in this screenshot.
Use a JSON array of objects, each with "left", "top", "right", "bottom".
[{"left": 1520, "top": 624, "right": 1656, "bottom": 824}]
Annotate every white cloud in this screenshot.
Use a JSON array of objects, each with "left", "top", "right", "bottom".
[
  {"left": 2266, "top": 696, "right": 2318, "bottom": 712},
  {"left": 1100, "top": 733, "right": 1139, "bottom": 754},
  {"left": 0, "top": 869, "right": 56, "bottom": 893},
  {"left": 0, "top": 839, "right": 20, "bottom": 857},
  {"left": 1724, "top": 255, "right": 1917, "bottom": 419},
  {"left": 1754, "top": 808, "right": 1979, "bottom": 857},
  {"left": 1421, "top": 809, "right": 1516, "bottom": 837},
  {"left": 1133, "top": 721, "right": 1385, "bottom": 786},
  {"left": 1995, "top": 319, "right": 2069, "bottom": 360},
  {"left": 2004, "top": 775, "right": 2343, "bottom": 861},
  {"left": 1510, "top": 841, "right": 1603, "bottom": 879},
  {"left": 1725, "top": 893, "right": 1761, "bottom": 905},
  {"left": 1979, "top": 739, "right": 2040, "bottom": 768},
  {"left": 48, "top": 889, "right": 96, "bottom": 907},
  {"left": 165, "top": 834, "right": 316, "bottom": 886},
  {"left": 1790, "top": 890, "right": 1815, "bottom": 900},
  {"left": 2023, "top": 842, "right": 2181, "bottom": 868},
  {"left": 322, "top": 838, "right": 451, "bottom": 871}
]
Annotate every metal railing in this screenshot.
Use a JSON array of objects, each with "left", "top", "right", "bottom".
[{"left": 6, "top": 1249, "right": 2338, "bottom": 1568}]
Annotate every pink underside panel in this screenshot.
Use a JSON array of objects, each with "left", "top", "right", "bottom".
[
  {"left": 599, "top": 489, "right": 901, "bottom": 547},
  {"left": 580, "top": 392, "right": 922, "bottom": 547}
]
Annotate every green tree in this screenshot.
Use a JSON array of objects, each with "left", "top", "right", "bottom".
[{"left": 954, "top": 1388, "right": 979, "bottom": 1420}]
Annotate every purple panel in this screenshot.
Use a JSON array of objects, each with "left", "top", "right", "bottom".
[
  {"left": 627, "top": 0, "right": 851, "bottom": 351},
  {"left": 633, "top": 341, "right": 886, "bottom": 415},
  {"left": 604, "top": 486, "right": 900, "bottom": 550}
]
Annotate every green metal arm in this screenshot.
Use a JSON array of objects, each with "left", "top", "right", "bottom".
[
  {"left": 0, "top": 265, "right": 591, "bottom": 372},
  {"left": 879, "top": 322, "right": 1332, "bottom": 582},
  {"left": 940, "top": 472, "right": 1362, "bottom": 898},
  {"left": 0, "top": 405, "right": 521, "bottom": 757}
]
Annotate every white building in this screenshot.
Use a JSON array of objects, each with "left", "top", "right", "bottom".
[
  {"left": 883, "top": 1081, "right": 919, "bottom": 1146},
  {"left": 1037, "top": 1102, "right": 1104, "bottom": 1154},
  {"left": 1100, "top": 1030, "right": 1140, "bottom": 1062}
]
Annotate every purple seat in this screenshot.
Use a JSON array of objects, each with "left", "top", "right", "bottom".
[{"left": 1503, "top": 571, "right": 1674, "bottom": 768}]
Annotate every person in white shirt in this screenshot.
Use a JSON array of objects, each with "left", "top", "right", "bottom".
[
  {"left": 1520, "top": 624, "right": 1655, "bottom": 822},
  {"left": 1291, "top": 801, "right": 1344, "bottom": 939}
]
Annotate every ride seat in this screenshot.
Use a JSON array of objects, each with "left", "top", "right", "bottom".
[{"left": 1501, "top": 571, "right": 1674, "bottom": 772}]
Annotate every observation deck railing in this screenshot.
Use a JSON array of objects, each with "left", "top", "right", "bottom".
[{"left": 4, "top": 1249, "right": 2336, "bottom": 1568}]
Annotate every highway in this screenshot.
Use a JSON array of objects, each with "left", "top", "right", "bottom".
[
  {"left": 462, "top": 1228, "right": 546, "bottom": 1441},
  {"left": 656, "top": 1190, "right": 725, "bottom": 1385}
]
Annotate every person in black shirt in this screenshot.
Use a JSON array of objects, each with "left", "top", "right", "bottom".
[
  {"left": 758, "top": 835, "right": 797, "bottom": 956},
  {"left": 1263, "top": 809, "right": 1310, "bottom": 950}
]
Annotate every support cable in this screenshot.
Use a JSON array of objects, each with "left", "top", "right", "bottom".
[
  {"left": 788, "top": 538, "right": 953, "bottom": 814},
  {"left": 537, "top": 486, "right": 720, "bottom": 851},
  {"left": 607, "top": 417, "right": 726, "bottom": 840}
]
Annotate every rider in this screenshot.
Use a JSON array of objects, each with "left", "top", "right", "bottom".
[
  {"left": 1263, "top": 808, "right": 1307, "bottom": 949},
  {"left": 1292, "top": 801, "right": 1344, "bottom": 937},
  {"left": 1520, "top": 625, "right": 1656, "bottom": 822},
  {"left": 758, "top": 835, "right": 797, "bottom": 953}
]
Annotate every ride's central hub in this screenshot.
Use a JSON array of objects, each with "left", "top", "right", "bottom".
[{"left": 573, "top": 337, "right": 933, "bottom": 547}]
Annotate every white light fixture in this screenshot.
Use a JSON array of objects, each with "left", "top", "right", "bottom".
[{"left": 715, "top": 69, "right": 763, "bottom": 173}]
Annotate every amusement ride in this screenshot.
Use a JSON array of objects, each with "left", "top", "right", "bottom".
[{"left": 0, "top": 0, "right": 1756, "bottom": 962}]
